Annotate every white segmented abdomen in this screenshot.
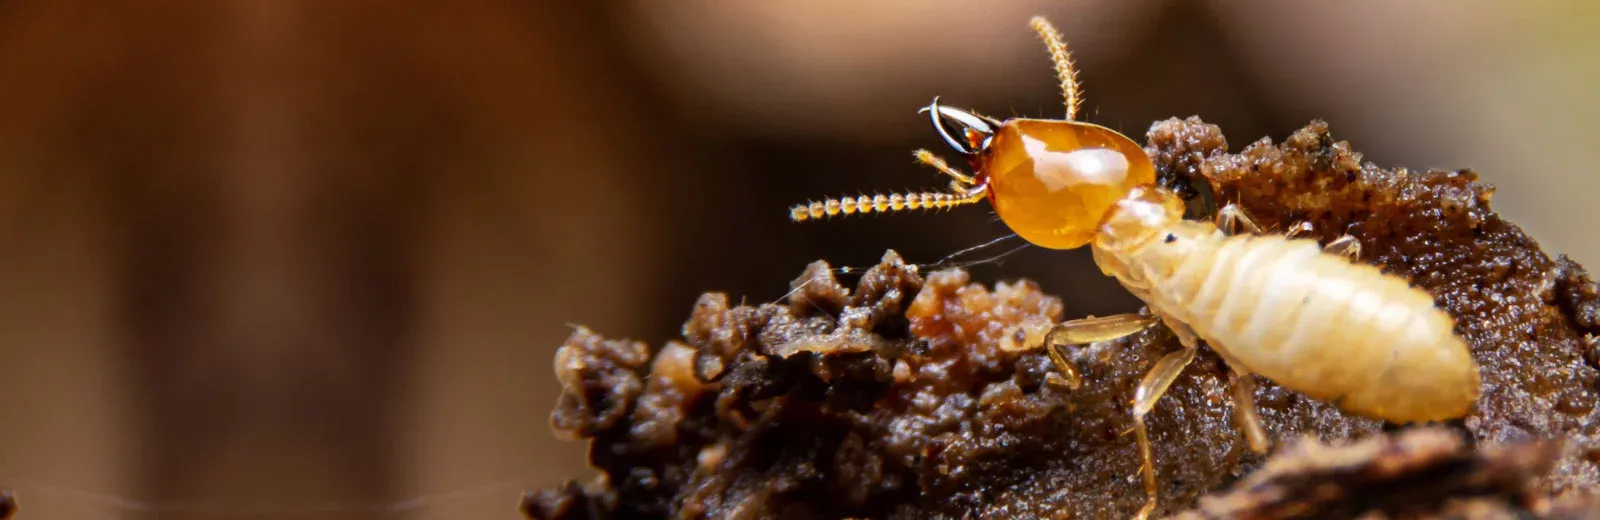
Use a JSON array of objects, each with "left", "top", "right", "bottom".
[{"left": 1130, "top": 229, "right": 1479, "bottom": 423}]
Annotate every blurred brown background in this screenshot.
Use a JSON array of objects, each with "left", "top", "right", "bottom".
[{"left": 0, "top": 1, "right": 1592, "bottom": 519}]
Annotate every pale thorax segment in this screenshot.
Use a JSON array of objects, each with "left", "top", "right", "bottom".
[
  {"left": 1092, "top": 189, "right": 1480, "bottom": 423},
  {"left": 1088, "top": 185, "right": 1195, "bottom": 292}
]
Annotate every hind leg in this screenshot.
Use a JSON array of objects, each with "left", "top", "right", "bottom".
[
  {"left": 1323, "top": 235, "right": 1362, "bottom": 259},
  {"left": 1229, "top": 367, "right": 1270, "bottom": 454},
  {"left": 1283, "top": 219, "right": 1364, "bottom": 260},
  {"left": 1283, "top": 221, "right": 1315, "bottom": 239},
  {"left": 1160, "top": 323, "right": 1269, "bottom": 455},
  {"left": 1215, "top": 203, "right": 1264, "bottom": 236}
]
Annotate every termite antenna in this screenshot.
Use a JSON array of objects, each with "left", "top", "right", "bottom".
[
  {"left": 789, "top": 187, "right": 987, "bottom": 222},
  {"left": 1029, "top": 16, "right": 1080, "bottom": 121},
  {"left": 912, "top": 149, "right": 974, "bottom": 185}
]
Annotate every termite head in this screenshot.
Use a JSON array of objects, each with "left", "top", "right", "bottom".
[
  {"left": 1094, "top": 185, "right": 1185, "bottom": 252},
  {"left": 961, "top": 114, "right": 1156, "bottom": 251}
]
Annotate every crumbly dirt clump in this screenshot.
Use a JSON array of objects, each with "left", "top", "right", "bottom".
[
  {"left": 524, "top": 118, "right": 1600, "bottom": 519},
  {"left": 1170, "top": 427, "right": 1569, "bottom": 520}
]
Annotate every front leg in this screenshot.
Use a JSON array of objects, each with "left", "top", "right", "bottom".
[{"left": 1042, "top": 313, "right": 1159, "bottom": 389}]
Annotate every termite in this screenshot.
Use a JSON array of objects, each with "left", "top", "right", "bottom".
[{"left": 788, "top": 16, "right": 1481, "bottom": 519}]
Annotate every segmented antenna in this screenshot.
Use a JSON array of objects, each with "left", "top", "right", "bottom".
[
  {"left": 789, "top": 189, "right": 987, "bottom": 222},
  {"left": 1029, "top": 16, "right": 1080, "bottom": 121}
]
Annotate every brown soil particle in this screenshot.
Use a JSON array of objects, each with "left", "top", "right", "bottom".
[
  {"left": 1168, "top": 427, "right": 1559, "bottom": 520},
  {"left": 526, "top": 118, "right": 1600, "bottom": 519}
]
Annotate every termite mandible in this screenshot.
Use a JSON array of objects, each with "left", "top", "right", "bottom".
[{"left": 788, "top": 16, "right": 1481, "bottom": 520}]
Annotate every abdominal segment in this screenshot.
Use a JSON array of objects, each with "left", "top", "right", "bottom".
[{"left": 1145, "top": 233, "right": 1478, "bottom": 422}]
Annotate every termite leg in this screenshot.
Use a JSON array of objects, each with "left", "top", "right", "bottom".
[
  {"left": 1043, "top": 313, "right": 1159, "bottom": 389},
  {"left": 1130, "top": 411, "right": 1158, "bottom": 520},
  {"left": 1283, "top": 221, "right": 1315, "bottom": 239},
  {"left": 1324, "top": 235, "right": 1363, "bottom": 260},
  {"left": 913, "top": 149, "right": 975, "bottom": 186},
  {"left": 1230, "top": 368, "right": 1270, "bottom": 454},
  {"left": 1133, "top": 315, "right": 1201, "bottom": 416},
  {"left": 1215, "top": 203, "right": 1264, "bottom": 236},
  {"left": 1282, "top": 219, "right": 1363, "bottom": 260},
  {"left": 1129, "top": 313, "right": 1201, "bottom": 520},
  {"left": 1130, "top": 344, "right": 1198, "bottom": 520}
]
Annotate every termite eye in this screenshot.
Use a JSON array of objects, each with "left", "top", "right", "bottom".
[{"left": 921, "top": 98, "right": 1000, "bottom": 155}]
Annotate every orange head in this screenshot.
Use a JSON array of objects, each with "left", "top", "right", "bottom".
[
  {"left": 787, "top": 17, "right": 1158, "bottom": 251},
  {"left": 925, "top": 102, "right": 1156, "bottom": 249}
]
